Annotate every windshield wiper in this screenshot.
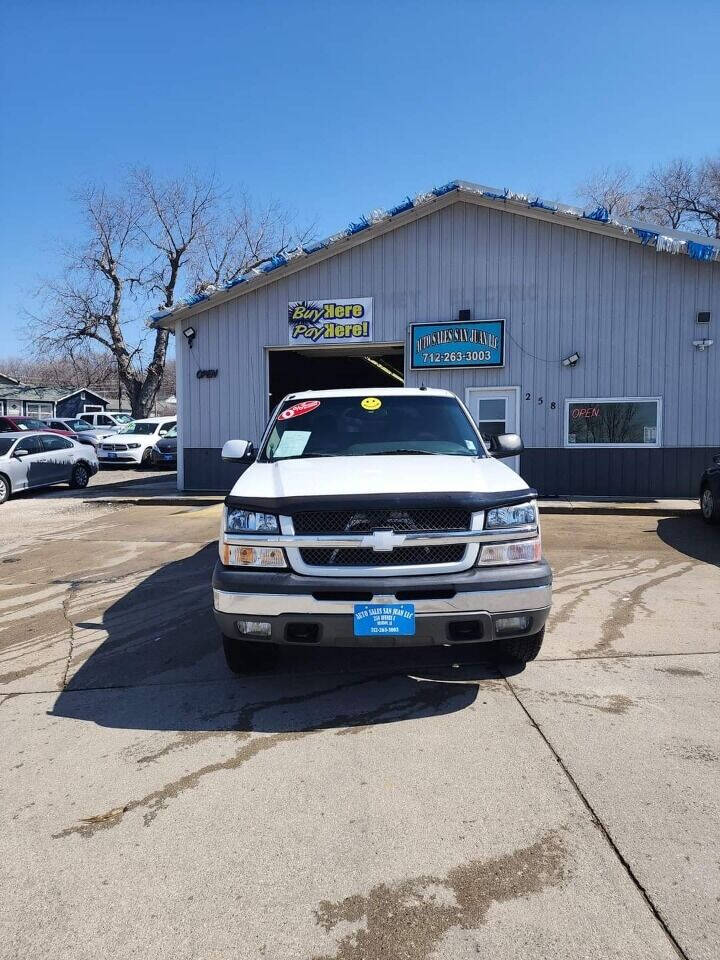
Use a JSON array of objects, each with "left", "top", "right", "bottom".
[{"left": 363, "top": 449, "right": 438, "bottom": 456}]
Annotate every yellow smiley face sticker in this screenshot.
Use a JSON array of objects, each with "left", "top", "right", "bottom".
[{"left": 361, "top": 397, "right": 382, "bottom": 411}]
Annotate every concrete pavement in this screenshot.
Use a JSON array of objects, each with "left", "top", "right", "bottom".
[{"left": 1, "top": 504, "right": 718, "bottom": 959}]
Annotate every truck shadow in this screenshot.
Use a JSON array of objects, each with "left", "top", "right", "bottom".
[
  {"left": 50, "top": 545, "right": 519, "bottom": 735},
  {"left": 656, "top": 515, "right": 720, "bottom": 567}
]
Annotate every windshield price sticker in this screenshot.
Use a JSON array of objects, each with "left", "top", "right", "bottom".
[
  {"left": 278, "top": 400, "right": 321, "bottom": 421},
  {"left": 354, "top": 603, "right": 416, "bottom": 637}
]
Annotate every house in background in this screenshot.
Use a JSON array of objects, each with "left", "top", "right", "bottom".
[{"left": 0, "top": 376, "right": 109, "bottom": 419}]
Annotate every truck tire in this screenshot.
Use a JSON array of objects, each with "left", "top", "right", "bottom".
[
  {"left": 700, "top": 485, "right": 720, "bottom": 524},
  {"left": 222, "top": 635, "right": 279, "bottom": 674},
  {"left": 498, "top": 627, "right": 545, "bottom": 664}
]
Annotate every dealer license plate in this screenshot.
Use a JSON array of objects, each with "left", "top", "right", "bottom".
[
  {"left": 106, "top": 451, "right": 117, "bottom": 459},
  {"left": 163, "top": 454, "right": 174, "bottom": 461},
  {"left": 354, "top": 603, "right": 415, "bottom": 637}
]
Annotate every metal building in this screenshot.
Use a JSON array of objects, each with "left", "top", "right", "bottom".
[{"left": 152, "top": 180, "right": 720, "bottom": 497}]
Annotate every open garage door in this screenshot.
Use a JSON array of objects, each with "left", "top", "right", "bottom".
[{"left": 268, "top": 344, "right": 404, "bottom": 411}]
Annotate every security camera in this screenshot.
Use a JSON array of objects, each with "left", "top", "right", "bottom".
[{"left": 562, "top": 353, "right": 580, "bottom": 367}]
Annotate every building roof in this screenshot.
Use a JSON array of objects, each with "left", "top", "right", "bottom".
[
  {"left": 0, "top": 383, "right": 109, "bottom": 403},
  {"left": 151, "top": 178, "right": 720, "bottom": 330}
]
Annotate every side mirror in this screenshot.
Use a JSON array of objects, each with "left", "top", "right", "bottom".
[
  {"left": 222, "top": 439, "right": 254, "bottom": 462},
  {"left": 14, "top": 448, "right": 30, "bottom": 459},
  {"left": 487, "top": 433, "right": 524, "bottom": 458}
]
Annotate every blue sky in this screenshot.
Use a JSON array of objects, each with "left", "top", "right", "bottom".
[{"left": 1, "top": 0, "right": 718, "bottom": 356}]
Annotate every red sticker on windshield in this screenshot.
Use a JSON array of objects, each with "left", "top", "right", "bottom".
[{"left": 278, "top": 400, "right": 321, "bottom": 421}]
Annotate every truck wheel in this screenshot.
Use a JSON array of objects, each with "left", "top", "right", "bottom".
[
  {"left": 222, "top": 635, "right": 279, "bottom": 674},
  {"left": 69, "top": 464, "right": 90, "bottom": 489},
  {"left": 498, "top": 627, "right": 545, "bottom": 664},
  {"left": 700, "top": 485, "right": 720, "bottom": 524}
]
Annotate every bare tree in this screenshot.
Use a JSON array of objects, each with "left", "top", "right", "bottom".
[
  {"left": 635, "top": 159, "right": 694, "bottom": 229},
  {"left": 26, "top": 169, "right": 307, "bottom": 417},
  {"left": 578, "top": 155, "right": 720, "bottom": 238},
  {"left": 575, "top": 166, "right": 639, "bottom": 217}
]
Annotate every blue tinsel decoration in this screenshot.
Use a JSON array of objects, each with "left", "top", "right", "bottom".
[
  {"left": 224, "top": 276, "right": 247, "bottom": 289},
  {"left": 687, "top": 240, "right": 716, "bottom": 261},
  {"left": 388, "top": 197, "right": 414, "bottom": 216},
  {"left": 432, "top": 182, "right": 458, "bottom": 197},
  {"left": 259, "top": 254, "right": 288, "bottom": 273},
  {"left": 633, "top": 228, "right": 659, "bottom": 246},
  {"left": 584, "top": 206, "right": 610, "bottom": 222},
  {"left": 302, "top": 240, "right": 327, "bottom": 255},
  {"left": 530, "top": 198, "right": 557, "bottom": 211},
  {"left": 482, "top": 189, "right": 509, "bottom": 201},
  {"left": 347, "top": 216, "right": 370, "bottom": 235}
]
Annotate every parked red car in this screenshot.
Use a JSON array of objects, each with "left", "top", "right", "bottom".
[{"left": 0, "top": 416, "right": 83, "bottom": 443}]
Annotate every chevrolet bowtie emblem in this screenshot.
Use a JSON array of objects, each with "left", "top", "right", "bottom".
[{"left": 361, "top": 529, "right": 406, "bottom": 552}]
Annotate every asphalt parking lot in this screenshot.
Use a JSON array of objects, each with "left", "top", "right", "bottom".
[{"left": 1, "top": 501, "right": 719, "bottom": 959}]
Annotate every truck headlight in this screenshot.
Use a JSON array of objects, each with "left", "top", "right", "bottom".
[
  {"left": 225, "top": 508, "right": 279, "bottom": 533},
  {"left": 485, "top": 501, "right": 536, "bottom": 529},
  {"left": 127, "top": 443, "right": 141, "bottom": 449}
]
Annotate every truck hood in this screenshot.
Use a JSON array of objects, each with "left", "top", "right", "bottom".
[{"left": 229, "top": 455, "right": 528, "bottom": 501}]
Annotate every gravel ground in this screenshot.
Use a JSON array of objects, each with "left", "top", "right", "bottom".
[{"left": 0, "top": 466, "right": 174, "bottom": 552}]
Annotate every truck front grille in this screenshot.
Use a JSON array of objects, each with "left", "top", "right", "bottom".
[
  {"left": 292, "top": 508, "right": 471, "bottom": 535},
  {"left": 299, "top": 545, "right": 466, "bottom": 568}
]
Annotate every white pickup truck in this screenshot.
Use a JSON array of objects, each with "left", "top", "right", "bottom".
[{"left": 213, "top": 387, "right": 552, "bottom": 673}]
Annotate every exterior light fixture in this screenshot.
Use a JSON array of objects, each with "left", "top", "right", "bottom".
[
  {"left": 693, "top": 339, "right": 713, "bottom": 351},
  {"left": 183, "top": 326, "right": 196, "bottom": 349},
  {"left": 562, "top": 353, "right": 580, "bottom": 367}
]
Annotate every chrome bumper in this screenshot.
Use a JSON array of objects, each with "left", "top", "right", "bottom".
[{"left": 213, "top": 583, "right": 551, "bottom": 617}]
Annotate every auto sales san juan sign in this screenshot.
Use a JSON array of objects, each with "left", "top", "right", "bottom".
[
  {"left": 411, "top": 319, "right": 505, "bottom": 369},
  {"left": 288, "top": 298, "right": 373, "bottom": 344}
]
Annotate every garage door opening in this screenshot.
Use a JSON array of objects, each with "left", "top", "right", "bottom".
[{"left": 268, "top": 344, "right": 404, "bottom": 411}]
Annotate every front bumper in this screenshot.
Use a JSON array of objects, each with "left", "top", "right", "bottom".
[
  {"left": 97, "top": 448, "right": 143, "bottom": 464},
  {"left": 213, "top": 561, "right": 552, "bottom": 647}
]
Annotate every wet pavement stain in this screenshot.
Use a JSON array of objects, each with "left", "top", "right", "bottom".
[
  {"left": 656, "top": 666, "right": 705, "bottom": 677},
  {"left": 53, "top": 675, "right": 478, "bottom": 839},
  {"left": 513, "top": 687, "right": 635, "bottom": 716},
  {"left": 311, "top": 831, "right": 568, "bottom": 960},
  {"left": 573, "top": 561, "right": 694, "bottom": 657}
]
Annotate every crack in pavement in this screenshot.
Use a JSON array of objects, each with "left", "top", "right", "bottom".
[
  {"left": 59, "top": 588, "right": 76, "bottom": 690},
  {"left": 503, "top": 674, "right": 689, "bottom": 960}
]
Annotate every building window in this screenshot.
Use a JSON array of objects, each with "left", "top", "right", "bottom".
[
  {"left": 565, "top": 398, "right": 662, "bottom": 448},
  {"left": 25, "top": 402, "right": 54, "bottom": 418}
]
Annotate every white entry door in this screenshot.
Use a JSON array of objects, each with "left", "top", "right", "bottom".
[{"left": 465, "top": 387, "right": 521, "bottom": 472}]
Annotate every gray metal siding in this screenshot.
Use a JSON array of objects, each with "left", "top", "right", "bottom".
[{"left": 178, "top": 199, "right": 720, "bottom": 492}]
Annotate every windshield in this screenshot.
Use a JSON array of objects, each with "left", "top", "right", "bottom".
[
  {"left": 66, "top": 419, "right": 92, "bottom": 431},
  {"left": 262, "top": 395, "right": 483, "bottom": 462},
  {"left": 113, "top": 413, "right": 133, "bottom": 424},
  {"left": 0, "top": 439, "right": 14, "bottom": 456},
  {"left": 14, "top": 418, "right": 47, "bottom": 431},
  {"left": 121, "top": 421, "right": 158, "bottom": 435}
]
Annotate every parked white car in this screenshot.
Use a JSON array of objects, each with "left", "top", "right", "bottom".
[
  {"left": 97, "top": 417, "right": 177, "bottom": 467},
  {"left": 82, "top": 411, "right": 134, "bottom": 433},
  {"left": 45, "top": 417, "right": 114, "bottom": 448},
  {"left": 0, "top": 432, "right": 99, "bottom": 504}
]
